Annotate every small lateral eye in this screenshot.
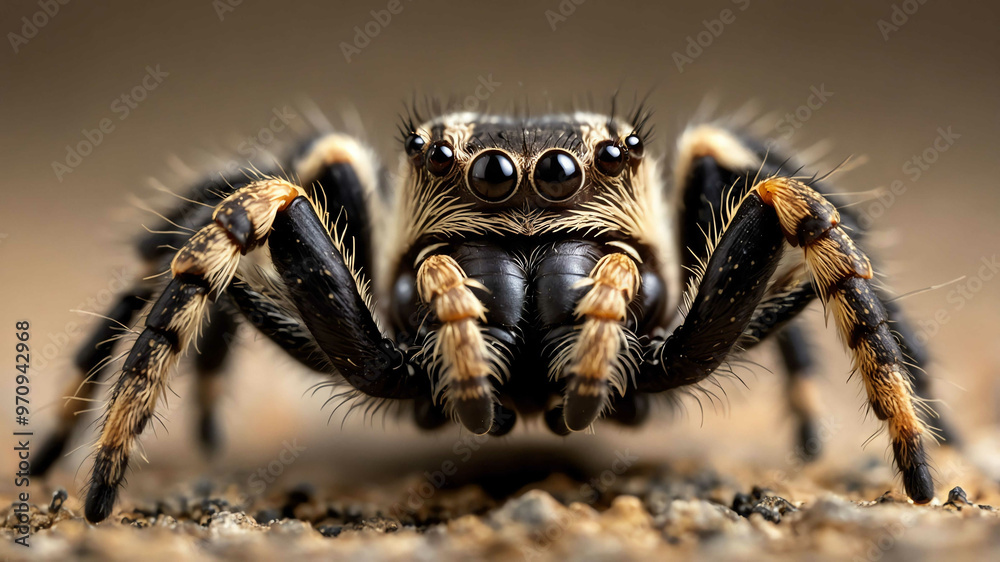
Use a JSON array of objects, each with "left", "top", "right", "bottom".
[
  {"left": 594, "top": 140, "right": 626, "bottom": 176},
  {"left": 425, "top": 140, "right": 455, "bottom": 176},
  {"left": 404, "top": 133, "right": 426, "bottom": 157},
  {"left": 467, "top": 150, "right": 518, "bottom": 202},
  {"left": 533, "top": 149, "right": 584, "bottom": 202},
  {"left": 624, "top": 134, "right": 644, "bottom": 160}
]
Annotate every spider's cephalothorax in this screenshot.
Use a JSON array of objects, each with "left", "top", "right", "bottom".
[
  {"left": 381, "top": 111, "right": 677, "bottom": 434},
  {"left": 33, "top": 105, "right": 957, "bottom": 523}
]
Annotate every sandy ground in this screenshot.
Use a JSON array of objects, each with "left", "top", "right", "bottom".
[{"left": 2, "top": 428, "right": 1000, "bottom": 561}]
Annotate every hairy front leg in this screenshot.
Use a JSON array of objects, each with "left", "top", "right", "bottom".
[
  {"left": 85, "top": 179, "right": 304, "bottom": 523},
  {"left": 757, "top": 176, "right": 934, "bottom": 502},
  {"left": 643, "top": 177, "right": 935, "bottom": 502}
]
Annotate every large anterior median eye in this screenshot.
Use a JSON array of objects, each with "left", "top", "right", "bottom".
[
  {"left": 466, "top": 150, "right": 518, "bottom": 202},
  {"left": 532, "top": 149, "right": 584, "bottom": 202}
]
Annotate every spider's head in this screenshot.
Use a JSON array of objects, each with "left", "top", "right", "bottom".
[{"left": 398, "top": 111, "right": 652, "bottom": 214}]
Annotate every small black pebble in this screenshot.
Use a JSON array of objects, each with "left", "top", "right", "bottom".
[
  {"left": 256, "top": 509, "right": 281, "bottom": 525},
  {"left": 732, "top": 492, "right": 754, "bottom": 517},
  {"left": 875, "top": 491, "right": 896, "bottom": 504},
  {"left": 751, "top": 504, "right": 781, "bottom": 523},
  {"left": 49, "top": 489, "right": 68, "bottom": 513},
  {"left": 287, "top": 483, "right": 315, "bottom": 505},
  {"left": 947, "top": 486, "right": 970, "bottom": 505},
  {"left": 282, "top": 483, "right": 315, "bottom": 518},
  {"left": 318, "top": 524, "right": 343, "bottom": 538}
]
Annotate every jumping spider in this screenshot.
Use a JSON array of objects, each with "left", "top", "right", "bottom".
[{"left": 34, "top": 102, "right": 955, "bottom": 523}]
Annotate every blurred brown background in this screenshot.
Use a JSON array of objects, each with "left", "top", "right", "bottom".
[{"left": 1, "top": 0, "right": 998, "bottom": 501}]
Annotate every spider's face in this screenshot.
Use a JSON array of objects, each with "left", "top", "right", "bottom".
[
  {"left": 400, "top": 112, "right": 649, "bottom": 214},
  {"left": 384, "top": 110, "right": 675, "bottom": 335}
]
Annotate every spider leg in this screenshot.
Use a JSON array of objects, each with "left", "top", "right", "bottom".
[
  {"left": 225, "top": 282, "right": 330, "bottom": 371},
  {"left": 30, "top": 285, "right": 152, "bottom": 476},
  {"left": 85, "top": 179, "right": 310, "bottom": 523},
  {"left": 775, "top": 324, "right": 824, "bottom": 461},
  {"left": 674, "top": 132, "right": 823, "bottom": 447},
  {"left": 759, "top": 176, "right": 934, "bottom": 502},
  {"left": 32, "top": 172, "right": 271, "bottom": 477},
  {"left": 675, "top": 125, "right": 957, "bottom": 450},
  {"left": 267, "top": 196, "right": 426, "bottom": 400},
  {"left": 643, "top": 179, "right": 936, "bottom": 503},
  {"left": 639, "top": 192, "right": 786, "bottom": 393},
  {"left": 191, "top": 301, "right": 239, "bottom": 455},
  {"left": 293, "top": 133, "right": 380, "bottom": 277},
  {"left": 733, "top": 229, "right": 959, "bottom": 446},
  {"left": 273, "top": 191, "right": 516, "bottom": 426},
  {"left": 741, "top": 280, "right": 960, "bottom": 445}
]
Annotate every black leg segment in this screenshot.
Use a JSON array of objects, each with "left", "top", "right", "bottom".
[
  {"left": 268, "top": 196, "right": 425, "bottom": 400},
  {"left": 640, "top": 193, "right": 785, "bottom": 392}
]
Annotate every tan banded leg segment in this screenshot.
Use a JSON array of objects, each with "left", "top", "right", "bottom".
[
  {"left": 85, "top": 179, "right": 305, "bottom": 523},
  {"left": 416, "top": 254, "right": 497, "bottom": 434},
  {"left": 563, "top": 253, "right": 641, "bottom": 431},
  {"left": 756, "top": 177, "right": 934, "bottom": 503}
]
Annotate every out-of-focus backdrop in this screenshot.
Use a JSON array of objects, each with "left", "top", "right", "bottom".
[{"left": 1, "top": 0, "right": 998, "bottom": 503}]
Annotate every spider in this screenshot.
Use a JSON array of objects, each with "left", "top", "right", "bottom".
[{"left": 33, "top": 100, "right": 956, "bottom": 523}]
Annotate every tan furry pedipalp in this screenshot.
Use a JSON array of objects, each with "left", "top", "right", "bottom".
[
  {"left": 562, "top": 253, "right": 641, "bottom": 431},
  {"left": 415, "top": 254, "right": 497, "bottom": 433}
]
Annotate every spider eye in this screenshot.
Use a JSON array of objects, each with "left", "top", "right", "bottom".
[
  {"left": 404, "top": 133, "right": 426, "bottom": 157},
  {"left": 425, "top": 140, "right": 455, "bottom": 176},
  {"left": 594, "top": 140, "right": 626, "bottom": 176},
  {"left": 624, "top": 134, "right": 644, "bottom": 160},
  {"left": 533, "top": 149, "right": 584, "bottom": 202},
  {"left": 467, "top": 150, "right": 518, "bottom": 202}
]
